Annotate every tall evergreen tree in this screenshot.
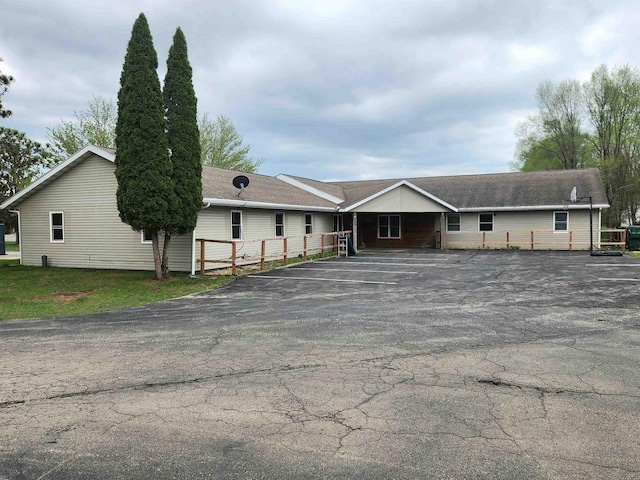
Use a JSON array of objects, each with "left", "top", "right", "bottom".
[
  {"left": 115, "top": 13, "right": 176, "bottom": 280},
  {"left": 162, "top": 27, "right": 202, "bottom": 277}
]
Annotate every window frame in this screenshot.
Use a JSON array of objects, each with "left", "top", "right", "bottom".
[
  {"left": 333, "top": 214, "right": 344, "bottom": 232},
  {"left": 446, "top": 213, "right": 461, "bottom": 232},
  {"left": 553, "top": 211, "right": 569, "bottom": 232},
  {"left": 378, "top": 214, "right": 401, "bottom": 239},
  {"left": 275, "top": 212, "right": 285, "bottom": 237},
  {"left": 305, "top": 213, "right": 313, "bottom": 235},
  {"left": 231, "top": 210, "right": 243, "bottom": 240},
  {"left": 141, "top": 229, "right": 153, "bottom": 244},
  {"left": 478, "top": 213, "right": 493, "bottom": 232},
  {"left": 49, "top": 211, "right": 65, "bottom": 243}
]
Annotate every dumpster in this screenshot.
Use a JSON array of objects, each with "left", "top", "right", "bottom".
[
  {"left": 0, "top": 223, "right": 5, "bottom": 255},
  {"left": 626, "top": 225, "right": 640, "bottom": 251}
]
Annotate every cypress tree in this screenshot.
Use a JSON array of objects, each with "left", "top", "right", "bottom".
[
  {"left": 115, "top": 13, "right": 176, "bottom": 280},
  {"left": 162, "top": 27, "right": 202, "bottom": 277}
]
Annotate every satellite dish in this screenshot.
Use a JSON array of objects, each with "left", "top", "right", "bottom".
[
  {"left": 232, "top": 175, "right": 250, "bottom": 190},
  {"left": 570, "top": 186, "right": 577, "bottom": 203}
]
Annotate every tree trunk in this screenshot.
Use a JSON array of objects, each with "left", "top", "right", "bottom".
[
  {"left": 161, "top": 231, "right": 171, "bottom": 279},
  {"left": 151, "top": 231, "right": 163, "bottom": 281}
]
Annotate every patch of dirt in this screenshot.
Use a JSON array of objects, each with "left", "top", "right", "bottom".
[{"left": 51, "top": 289, "right": 99, "bottom": 303}]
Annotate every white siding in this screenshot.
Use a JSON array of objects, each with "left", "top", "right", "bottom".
[
  {"left": 17, "top": 155, "right": 192, "bottom": 271},
  {"left": 353, "top": 185, "right": 451, "bottom": 213},
  {"left": 443, "top": 210, "right": 599, "bottom": 250},
  {"left": 194, "top": 208, "right": 334, "bottom": 269}
]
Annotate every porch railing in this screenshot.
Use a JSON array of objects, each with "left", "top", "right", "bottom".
[
  {"left": 196, "top": 231, "right": 352, "bottom": 275},
  {"left": 443, "top": 228, "right": 627, "bottom": 251}
]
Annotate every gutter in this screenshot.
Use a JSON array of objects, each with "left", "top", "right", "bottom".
[
  {"left": 458, "top": 204, "right": 610, "bottom": 212},
  {"left": 201, "top": 198, "right": 338, "bottom": 212}
]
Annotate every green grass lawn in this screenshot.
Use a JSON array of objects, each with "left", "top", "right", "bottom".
[
  {"left": 4, "top": 241, "right": 19, "bottom": 252},
  {"left": 0, "top": 260, "right": 235, "bottom": 321},
  {"left": 629, "top": 251, "right": 640, "bottom": 259}
]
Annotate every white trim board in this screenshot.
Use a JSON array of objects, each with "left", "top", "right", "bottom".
[{"left": 342, "top": 180, "right": 458, "bottom": 212}]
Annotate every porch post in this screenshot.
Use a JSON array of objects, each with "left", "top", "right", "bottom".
[
  {"left": 352, "top": 212, "right": 358, "bottom": 253},
  {"left": 440, "top": 213, "right": 445, "bottom": 250}
]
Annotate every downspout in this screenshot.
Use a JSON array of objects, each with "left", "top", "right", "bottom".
[
  {"left": 10, "top": 210, "right": 21, "bottom": 265},
  {"left": 192, "top": 203, "right": 212, "bottom": 276}
]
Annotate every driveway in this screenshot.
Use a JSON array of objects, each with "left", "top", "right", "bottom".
[{"left": 1, "top": 250, "right": 639, "bottom": 479}]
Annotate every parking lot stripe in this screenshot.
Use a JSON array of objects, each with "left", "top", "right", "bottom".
[
  {"left": 249, "top": 275, "right": 398, "bottom": 285},
  {"left": 597, "top": 277, "right": 640, "bottom": 281},
  {"left": 354, "top": 255, "right": 451, "bottom": 261},
  {"left": 586, "top": 264, "right": 640, "bottom": 267},
  {"left": 340, "top": 261, "right": 445, "bottom": 267},
  {"left": 293, "top": 267, "right": 418, "bottom": 274}
]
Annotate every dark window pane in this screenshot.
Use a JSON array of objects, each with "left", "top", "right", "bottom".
[
  {"left": 52, "top": 228, "right": 64, "bottom": 241},
  {"left": 232, "top": 212, "right": 241, "bottom": 224},
  {"left": 232, "top": 226, "right": 241, "bottom": 239},
  {"left": 479, "top": 223, "right": 492, "bottom": 231},
  {"left": 390, "top": 215, "right": 400, "bottom": 228},
  {"left": 51, "top": 213, "right": 63, "bottom": 226},
  {"left": 276, "top": 225, "right": 283, "bottom": 237},
  {"left": 276, "top": 213, "right": 283, "bottom": 224},
  {"left": 390, "top": 225, "right": 400, "bottom": 238}
]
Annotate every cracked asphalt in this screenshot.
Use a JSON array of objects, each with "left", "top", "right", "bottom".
[{"left": 1, "top": 250, "right": 640, "bottom": 479}]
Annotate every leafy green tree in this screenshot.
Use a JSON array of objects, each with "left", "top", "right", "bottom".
[
  {"left": 0, "top": 128, "right": 54, "bottom": 240},
  {"left": 46, "top": 96, "right": 116, "bottom": 161},
  {"left": 513, "top": 80, "right": 590, "bottom": 172},
  {"left": 0, "top": 58, "right": 13, "bottom": 119},
  {"left": 115, "top": 13, "right": 177, "bottom": 280},
  {"left": 162, "top": 27, "right": 202, "bottom": 278},
  {"left": 200, "top": 114, "right": 262, "bottom": 172},
  {"left": 584, "top": 65, "right": 640, "bottom": 226}
]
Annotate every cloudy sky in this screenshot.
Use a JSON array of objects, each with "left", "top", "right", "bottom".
[{"left": 1, "top": 0, "right": 639, "bottom": 181}]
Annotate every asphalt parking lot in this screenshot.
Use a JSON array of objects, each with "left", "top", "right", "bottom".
[{"left": 1, "top": 250, "right": 639, "bottom": 479}]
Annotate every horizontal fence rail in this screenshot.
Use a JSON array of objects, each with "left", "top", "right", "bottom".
[
  {"left": 196, "top": 231, "right": 352, "bottom": 275},
  {"left": 444, "top": 228, "right": 627, "bottom": 251}
]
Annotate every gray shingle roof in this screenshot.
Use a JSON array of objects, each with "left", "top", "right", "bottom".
[
  {"left": 320, "top": 168, "right": 608, "bottom": 209},
  {"left": 201, "top": 166, "right": 337, "bottom": 209}
]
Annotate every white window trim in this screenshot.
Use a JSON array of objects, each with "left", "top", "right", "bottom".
[
  {"left": 275, "top": 211, "right": 285, "bottom": 237},
  {"left": 446, "top": 213, "right": 461, "bottom": 233},
  {"left": 141, "top": 230, "right": 153, "bottom": 244},
  {"left": 49, "top": 211, "right": 64, "bottom": 243},
  {"left": 305, "top": 213, "right": 313, "bottom": 235},
  {"left": 553, "top": 211, "right": 569, "bottom": 232},
  {"left": 478, "top": 213, "right": 493, "bottom": 232},
  {"left": 378, "top": 214, "right": 401, "bottom": 239},
  {"left": 231, "top": 210, "right": 243, "bottom": 240}
]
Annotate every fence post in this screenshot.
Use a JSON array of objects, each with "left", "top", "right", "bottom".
[
  {"left": 569, "top": 231, "right": 573, "bottom": 251},
  {"left": 321, "top": 234, "right": 324, "bottom": 256},
  {"left": 283, "top": 238, "right": 288, "bottom": 265},
  {"left": 506, "top": 232, "right": 510, "bottom": 250},
  {"left": 482, "top": 232, "right": 486, "bottom": 249},
  {"left": 261, "top": 240, "right": 266, "bottom": 271},
  {"left": 200, "top": 239, "right": 205, "bottom": 275},
  {"left": 530, "top": 231, "right": 534, "bottom": 250},
  {"left": 622, "top": 229, "right": 626, "bottom": 252},
  {"left": 231, "top": 242, "right": 237, "bottom": 275},
  {"left": 303, "top": 235, "right": 307, "bottom": 261}
]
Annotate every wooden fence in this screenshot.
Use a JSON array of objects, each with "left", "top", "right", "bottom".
[
  {"left": 196, "top": 231, "right": 352, "bottom": 275},
  {"left": 443, "top": 228, "right": 627, "bottom": 251}
]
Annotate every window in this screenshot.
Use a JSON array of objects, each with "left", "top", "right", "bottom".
[
  {"left": 554, "top": 211, "right": 568, "bottom": 231},
  {"left": 50, "top": 212, "right": 64, "bottom": 243},
  {"left": 231, "top": 211, "right": 242, "bottom": 240},
  {"left": 446, "top": 213, "right": 460, "bottom": 232},
  {"left": 305, "top": 213, "right": 313, "bottom": 234},
  {"left": 478, "top": 213, "right": 493, "bottom": 231},
  {"left": 275, "top": 212, "right": 284, "bottom": 237},
  {"left": 141, "top": 229, "right": 153, "bottom": 244},
  {"left": 333, "top": 214, "right": 344, "bottom": 232},
  {"left": 378, "top": 215, "right": 400, "bottom": 238}
]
